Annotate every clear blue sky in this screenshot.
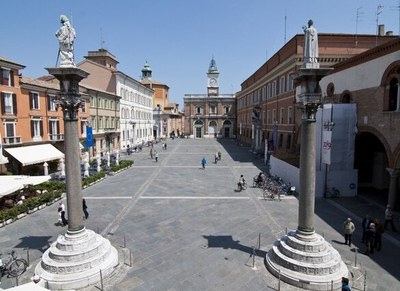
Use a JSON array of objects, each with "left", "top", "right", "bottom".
[{"left": 1, "top": 0, "right": 398, "bottom": 107}]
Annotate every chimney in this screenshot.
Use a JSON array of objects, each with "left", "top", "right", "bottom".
[{"left": 378, "top": 24, "right": 385, "bottom": 36}]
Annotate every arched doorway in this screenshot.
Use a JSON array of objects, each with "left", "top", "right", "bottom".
[
  {"left": 223, "top": 120, "right": 232, "bottom": 138},
  {"left": 194, "top": 119, "right": 203, "bottom": 138},
  {"left": 208, "top": 121, "right": 217, "bottom": 137},
  {"left": 355, "top": 132, "right": 389, "bottom": 192}
]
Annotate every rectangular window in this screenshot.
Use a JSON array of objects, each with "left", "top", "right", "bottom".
[
  {"left": 30, "top": 119, "right": 43, "bottom": 138},
  {"left": 288, "top": 107, "right": 292, "bottom": 124},
  {"left": 280, "top": 108, "right": 284, "bottom": 124},
  {"left": 287, "top": 134, "right": 292, "bottom": 149},
  {"left": 1, "top": 68, "right": 14, "bottom": 86},
  {"left": 267, "top": 110, "right": 271, "bottom": 124},
  {"left": 287, "top": 73, "right": 293, "bottom": 91},
  {"left": 280, "top": 76, "right": 285, "bottom": 94},
  {"left": 272, "top": 81, "right": 276, "bottom": 97},
  {"left": 210, "top": 105, "right": 216, "bottom": 114},
  {"left": 1, "top": 92, "right": 17, "bottom": 114},
  {"left": 81, "top": 101, "right": 86, "bottom": 113},
  {"left": 49, "top": 120, "right": 60, "bottom": 140},
  {"left": 81, "top": 120, "right": 87, "bottom": 136},
  {"left": 196, "top": 107, "right": 201, "bottom": 114},
  {"left": 272, "top": 109, "right": 276, "bottom": 123},
  {"left": 278, "top": 133, "right": 283, "bottom": 148},
  {"left": 29, "top": 92, "right": 40, "bottom": 109},
  {"left": 48, "top": 95, "right": 57, "bottom": 111},
  {"left": 224, "top": 106, "right": 230, "bottom": 114}
]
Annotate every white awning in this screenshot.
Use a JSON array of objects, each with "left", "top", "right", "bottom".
[
  {"left": 0, "top": 175, "right": 51, "bottom": 198},
  {"left": 5, "top": 144, "right": 64, "bottom": 166}
]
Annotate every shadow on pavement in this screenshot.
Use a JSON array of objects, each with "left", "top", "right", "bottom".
[
  {"left": 14, "top": 235, "right": 53, "bottom": 253},
  {"left": 202, "top": 235, "right": 267, "bottom": 258}
]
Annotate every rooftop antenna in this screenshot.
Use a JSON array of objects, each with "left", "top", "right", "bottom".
[
  {"left": 100, "top": 28, "right": 105, "bottom": 49},
  {"left": 355, "top": 7, "right": 364, "bottom": 47},
  {"left": 389, "top": 0, "right": 400, "bottom": 37},
  {"left": 284, "top": 14, "right": 287, "bottom": 44},
  {"left": 376, "top": 4, "right": 384, "bottom": 45}
]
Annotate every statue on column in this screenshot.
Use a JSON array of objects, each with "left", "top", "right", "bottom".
[
  {"left": 303, "top": 19, "right": 319, "bottom": 68},
  {"left": 55, "top": 15, "right": 76, "bottom": 67}
]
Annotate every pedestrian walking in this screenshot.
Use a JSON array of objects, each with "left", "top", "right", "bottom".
[
  {"left": 150, "top": 148, "right": 153, "bottom": 159},
  {"left": 201, "top": 157, "right": 206, "bottom": 169},
  {"left": 384, "top": 205, "right": 397, "bottom": 231},
  {"left": 343, "top": 218, "right": 355, "bottom": 247},
  {"left": 214, "top": 152, "right": 219, "bottom": 164},
  {"left": 164, "top": 142, "right": 167, "bottom": 150},
  {"left": 155, "top": 151, "right": 159, "bottom": 162},
  {"left": 341, "top": 277, "right": 351, "bottom": 291},
  {"left": 82, "top": 198, "right": 89, "bottom": 220},
  {"left": 361, "top": 214, "right": 373, "bottom": 243},
  {"left": 58, "top": 201, "right": 68, "bottom": 226},
  {"left": 218, "top": 151, "right": 221, "bottom": 160},
  {"left": 364, "top": 223, "right": 376, "bottom": 255}
]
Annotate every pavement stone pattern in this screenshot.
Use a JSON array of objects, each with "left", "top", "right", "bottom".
[{"left": 0, "top": 138, "right": 399, "bottom": 290}]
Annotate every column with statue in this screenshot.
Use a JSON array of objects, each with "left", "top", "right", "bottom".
[
  {"left": 265, "top": 20, "right": 348, "bottom": 290},
  {"left": 35, "top": 15, "right": 118, "bottom": 290}
]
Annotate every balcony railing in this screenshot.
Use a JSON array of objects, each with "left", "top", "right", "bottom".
[
  {"left": 3, "top": 136, "right": 22, "bottom": 145},
  {"left": 49, "top": 134, "right": 64, "bottom": 141}
]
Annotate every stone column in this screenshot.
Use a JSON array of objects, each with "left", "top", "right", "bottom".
[
  {"left": 266, "top": 67, "right": 348, "bottom": 290},
  {"left": 35, "top": 67, "right": 118, "bottom": 290},
  {"left": 298, "top": 104, "right": 319, "bottom": 234},
  {"left": 386, "top": 168, "right": 400, "bottom": 208}
]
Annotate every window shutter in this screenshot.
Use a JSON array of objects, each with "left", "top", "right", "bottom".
[
  {"left": 49, "top": 121, "right": 53, "bottom": 135},
  {"left": 29, "top": 92, "right": 33, "bottom": 109},
  {"left": 12, "top": 94, "right": 17, "bottom": 114},
  {"left": 40, "top": 120, "right": 43, "bottom": 136},
  {"left": 31, "top": 120, "right": 34, "bottom": 137},
  {"left": 56, "top": 120, "right": 60, "bottom": 133},
  {"left": 10, "top": 70, "right": 14, "bottom": 87},
  {"left": 1, "top": 93, "right": 5, "bottom": 114},
  {"left": 47, "top": 96, "right": 51, "bottom": 111}
]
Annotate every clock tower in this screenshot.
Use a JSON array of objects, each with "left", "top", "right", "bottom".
[{"left": 207, "top": 57, "right": 219, "bottom": 96}]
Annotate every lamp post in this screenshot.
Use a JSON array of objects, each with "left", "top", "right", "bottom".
[{"left": 157, "top": 104, "right": 161, "bottom": 138}]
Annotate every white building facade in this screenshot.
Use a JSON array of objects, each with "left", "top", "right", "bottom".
[{"left": 116, "top": 73, "right": 154, "bottom": 150}]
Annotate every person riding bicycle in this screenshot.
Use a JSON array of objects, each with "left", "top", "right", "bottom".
[
  {"left": 238, "top": 175, "right": 246, "bottom": 191},
  {"left": 256, "top": 172, "right": 264, "bottom": 187}
]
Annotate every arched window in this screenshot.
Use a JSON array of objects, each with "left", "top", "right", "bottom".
[{"left": 389, "top": 78, "right": 399, "bottom": 111}]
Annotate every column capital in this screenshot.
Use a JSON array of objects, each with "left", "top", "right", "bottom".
[{"left": 386, "top": 167, "right": 400, "bottom": 177}]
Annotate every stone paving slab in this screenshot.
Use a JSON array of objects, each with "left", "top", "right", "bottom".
[{"left": 0, "top": 138, "right": 399, "bottom": 290}]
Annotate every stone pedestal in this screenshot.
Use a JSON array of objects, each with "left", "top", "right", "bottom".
[
  {"left": 266, "top": 66, "right": 348, "bottom": 290},
  {"left": 266, "top": 231, "right": 348, "bottom": 290},
  {"left": 35, "top": 229, "right": 118, "bottom": 290}
]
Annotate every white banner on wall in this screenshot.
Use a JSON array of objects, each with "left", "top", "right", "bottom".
[{"left": 322, "top": 130, "right": 332, "bottom": 165}]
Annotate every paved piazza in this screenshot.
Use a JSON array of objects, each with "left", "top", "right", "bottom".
[{"left": 0, "top": 138, "right": 399, "bottom": 290}]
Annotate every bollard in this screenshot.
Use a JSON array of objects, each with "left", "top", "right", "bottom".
[
  {"left": 354, "top": 248, "right": 358, "bottom": 267},
  {"left": 16, "top": 275, "right": 19, "bottom": 286},
  {"left": 285, "top": 227, "right": 287, "bottom": 235},
  {"left": 129, "top": 248, "right": 132, "bottom": 267},
  {"left": 124, "top": 234, "right": 126, "bottom": 248},
  {"left": 258, "top": 233, "right": 261, "bottom": 249},
  {"left": 26, "top": 248, "right": 30, "bottom": 266},
  {"left": 278, "top": 269, "right": 281, "bottom": 291},
  {"left": 363, "top": 270, "right": 367, "bottom": 291},
  {"left": 100, "top": 269, "right": 104, "bottom": 291},
  {"left": 330, "top": 280, "right": 333, "bottom": 291}
]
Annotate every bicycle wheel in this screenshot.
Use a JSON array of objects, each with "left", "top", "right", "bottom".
[{"left": 8, "top": 259, "right": 27, "bottom": 277}]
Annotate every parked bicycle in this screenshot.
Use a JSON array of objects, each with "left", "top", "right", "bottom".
[
  {"left": 0, "top": 250, "right": 28, "bottom": 278},
  {"left": 325, "top": 187, "right": 340, "bottom": 198}
]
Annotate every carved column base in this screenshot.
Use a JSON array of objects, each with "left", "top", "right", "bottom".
[
  {"left": 266, "top": 230, "right": 348, "bottom": 290},
  {"left": 35, "top": 228, "right": 118, "bottom": 290}
]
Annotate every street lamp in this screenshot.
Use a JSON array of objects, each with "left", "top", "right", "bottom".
[{"left": 157, "top": 104, "right": 161, "bottom": 138}]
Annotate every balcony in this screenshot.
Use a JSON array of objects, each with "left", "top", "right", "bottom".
[
  {"left": 3, "top": 136, "right": 22, "bottom": 145},
  {"left": 49, "top": 134, "right": 65, "bottom": 141}
]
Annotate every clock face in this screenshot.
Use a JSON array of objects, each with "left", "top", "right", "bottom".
[{"left": 209, "top": 78, "right": 217, "bottom": 86}]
